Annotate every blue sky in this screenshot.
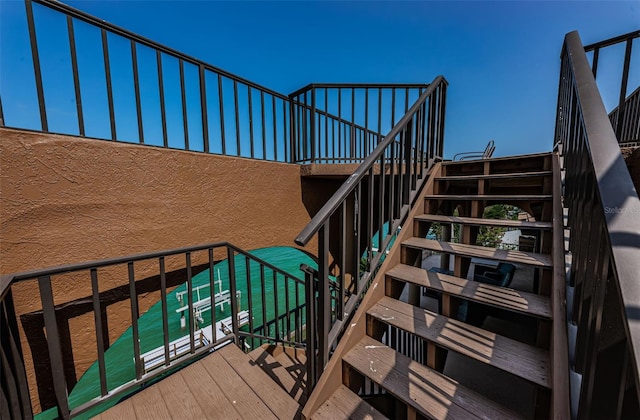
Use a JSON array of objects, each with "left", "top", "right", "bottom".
[{"left": 1, "top": 1, "right": 638, "bottom": 158}]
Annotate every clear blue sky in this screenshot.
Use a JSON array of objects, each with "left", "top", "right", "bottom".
[{"left": 1, "top": 1, "right": 638, "bottom": 158}]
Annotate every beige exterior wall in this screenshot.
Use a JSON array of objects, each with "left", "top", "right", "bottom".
[{"left": 0, "top": 127, "right": 319, "bottom": 411}]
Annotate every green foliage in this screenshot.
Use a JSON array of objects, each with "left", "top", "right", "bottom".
[{"left": 475, "top": 205, "right": 520, "bottom": 248}]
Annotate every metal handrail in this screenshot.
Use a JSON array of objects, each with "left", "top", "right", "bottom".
[
  {"left": 556, "top": 30, "right": 640, "bottom": 418},
  {"left": 0, "top": 241, "right": 306, "bottom": 419},
  {"left": 295, "top": 76, "right": 446, "bottom": 246},
  {"left": 452, "top": 139, "right": 495, "bottom": 161}
]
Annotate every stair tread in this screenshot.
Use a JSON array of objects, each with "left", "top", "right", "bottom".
[
  {"left": 402, "top": 238, "right": 553, "bottom": 268},
  {"left": 344, "top": 336, "right": 525, "bottom": 420},
  {"left": 436, "top": 170, "right": 552, "bottom": 181},
  {"left": 415, "top": 214, "right": 552, "bottom": 230},
  {"left": 367, "top": 297, "right": 550, "bottom": 388},
  {"left": 311, "top": 384, "right": 388, "bottom": 419},
  {"left": 425, "top": 194, "right": 552, "bottom": 200},
  {"left": 386, "top": 263, "right": 552, "bottom": 319}
]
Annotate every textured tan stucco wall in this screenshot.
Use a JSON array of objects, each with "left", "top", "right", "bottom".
[
  {"left": 0, "top": 128, "right": 313, "bottom": 274},
  {"left": 0, "top": 127, "right": 317, "bottom": 411}
]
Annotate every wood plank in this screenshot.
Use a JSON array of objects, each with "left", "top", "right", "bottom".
[
  {"left": 402, "top": 238, "right": 553, "bottom": 268},
  {"left": 414, "top": 214, "right": 552, "bottom": 230},
  {"left": 436, "top": 170, "right": 552, "bottom": 181},
  {"left": 218, "top": 344, "right": 300, "bottom": 419},
  {"left": 386, "top": 263, "right": 552, "bottom": 319},
  {"left": 155, "top": 370, "right": 207, "bottom": 419},
  {"left": 130, "top": 386, "right": 172, "bottom": 420},
  {"left": 343, "top": 336, "right": 525, "bottom": 420},
  {"left": 249, "top": 345, "right": 307, "bottom": 404},
  {"left": 200, "top": 349, "right": 279, "bottom": 419},
  {"left": 311, "top": 384, "right": 388, "bottom": 419},
  {"left": 367, "top": 297, "right": 551, "bottom": 388},
  {"left": 180, "top": 356, "right": 244, "bottom": 419},
  {"left": 98, "top": 398, "right": 137, "bottom": 420},
  {"left": 424, "top": 194, "right": 552, "bottom": 201}
]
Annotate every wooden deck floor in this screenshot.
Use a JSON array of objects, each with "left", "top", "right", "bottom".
[{"left": 96, "top": 344, "right": 300, "bottom": 420}]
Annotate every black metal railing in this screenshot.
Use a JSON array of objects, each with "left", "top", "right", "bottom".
[
  {"left": 555, "top": 31, "right": 640, "bottom": 419},
  {"left": 288, "top": 84, "right": 428, "bottom": 164},
  {"left": 5, "top": 0, "right": 291, "bottom": 160},
  {"left": 0, "top": 242, "right": 305, "bottom": 419},
  {"left": 609, "top": 86, "right": 640, "bottom": 145},
  {"left": 295, "top": 75, "right": 447, "bottom": 388},
  {"left": 583, "top": 30, "right": 640, "bottom": 143}
]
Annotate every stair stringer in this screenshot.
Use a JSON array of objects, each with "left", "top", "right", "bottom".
[{"left": 300, "top": 162, "right": 443, "bottom": 419}]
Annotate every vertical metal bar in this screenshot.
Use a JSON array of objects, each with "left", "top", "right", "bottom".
[
  {"left": 304, "top": 269, "right": 317, "bottom": 390},
  {"left": 156, "top": 51, "right": 168, "bottom": 148},
  {"left": 289, "top": 97, "right": 296, "bottom": 163},
  {"left": 260, "top": 265, "right": 267, "bottom": 344},
  {"left": 325, "top": 88, "right": 329, "bottom": 162},
  {"left": 355, "top": 185, "right": 362, "bottom": 288},
  {"left": 616, "top": 39, "right": 633, "bottom": 141},
  {"left": 318, "top": 222, "right": 330, "bottom": 370},
  {"left": 351, "top": 88, "right": 355, "bottom": 162},
  {"left": 245, "top": 256, "right": 254, "bottom": 346},
  {"left": 591, "top": 47, "right": 599, "bottom": 78},
  {"left": 227, "top": 247, "right": 240, "bottom": 340},
  {"left": 218, "top": 74, "right": 226, "bottom": 154},
  {"left": 186, "top": 252, "right": 195, "bottom": 352},
  {"left": 364, "top": 87, "right": 369, "bottom": 155},
  {"left": 302, "top": 91, "right": 308, "bottom": 161},
  {"left": 128, "top": 263, "right": 142, "bottom": 380},
  {"left": 391, "top": 87, "right": 396, "bottom": 128},
  {"left": 273, "top": 270, "right": 280, "bottom": 341},
  {"left": 310, "top": 88, "right": 316, "bottom": 162},
  {"left": 260, "top": 92, "right": 266, "bottom": 159},
  {"left": 284, "top": 276, "right": 291, "bottom": 340},
  {"left": 339, "top": 201, "right": 347, "bottom": 321},
  {"left": 38, "top": 276, "right": 70, "bottom": 419},
  {"left": 233, "top": 80, "right": 241, "bottom": 155},
  {"left": 131, "top": 41, "right": 144, "bottom": 144},
  {"left": 388, "top": 140, "right": 396, "bottom": 227},
  {"left": 405, "top": 87, "right": 410, "bottom": 113},
  {"left": 199, "top": 65, "right": 209, "bottom": 153},
  {"left": 0, "top": 95, "right": 4, "bottom": 126},
  {"left": 378, "top": 152, "right": 386, "bottom": 246},
  {"left": 282, "top": 99, "right": 287, "bottom": 162},
  {"left": 377, "top": 88, "right": 382, "bottom": 140},
  {"left": 367, "top": 167, "right": 374, "bottom": 272},
  {"left": 101, "top": 29, "right": 116, "bottom": 140},
  {"left": 90, "top": 269, "right": 108, "bottom": 397},
  {"left": 179, "top": 59, "right": 189, "bottom": 151},
  {"left": 248, "top": 87, "right": 254, "bottom": 158},
  {"left": 25, "top": 0, "right": 48, "bottom": 131},
  {"left": 159, "top": 257, "right": 170, "bottom": 365},
  {"left": 208, "top": 249, "right": 217, "bottom": 340},
  {"left": 338, "top": 88, "right": 342, "bottom": 158},
  {"left": 272, "top": 95, "right": 278, "bottom": 161},
  {"left": 66, "top": 16, "right": 84, "bottom": 136}
]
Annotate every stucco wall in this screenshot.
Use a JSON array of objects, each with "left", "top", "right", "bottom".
[
  {"left": 0, "top": 127, "right": 318, "bottom": 411},
  {"left": 0, "top": 128, "right": 314, "bottom": 273}
]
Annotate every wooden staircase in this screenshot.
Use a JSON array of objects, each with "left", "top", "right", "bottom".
[{"left": 304, "top": 153, "right": 567, "bottom": 419}]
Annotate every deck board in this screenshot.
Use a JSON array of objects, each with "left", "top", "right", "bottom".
[
  {"left": 386, "top": 263, "right": 551, "bottom": 319},
  {"left": 249, "top": 345, "right": 307, "bottom": 405},
  {"left": 311, "top": 384, "right": 388, "bottom": 419},
  {"left": 98, "top": 343, "right": 299, "bottom": 420},
  {"left": 402, "top": 238, "right": 553, "bottom": 268},
  {"left": 343, "top": 337, "right": 524, "bottom": 420},
  {"left": 414, "top": 214, "right": 552, "bottom": 230},
  {"left": 367, "top": 297, "right": 551, "bottom": 388}
]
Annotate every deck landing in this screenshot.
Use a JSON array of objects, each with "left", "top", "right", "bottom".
[{"left": 96, "top": 344, "right": 300, "bottom": 420}]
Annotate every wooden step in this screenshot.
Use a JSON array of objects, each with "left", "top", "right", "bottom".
[
  {"left": 367, "top": 297, "right": 550, "bottom": 388},
  {"left": 414, "top": 214, "right": 552, "bottom": 230},
  {"left": 436, "top": 170, "right": 552, "bottom": 181},
  {"left": 343, "top": 336, "right": 525, "bottom": 420},
  {"left": 249, "top": 344, "right": 307, "bottom": 405},
  {"left": 402, "top": 238, "right": 553, "bottom": 268},
  {"left": 311, "top": 384, "right": 388, "bottom": 419},
  {"left": 386, "top": 263, "right": 552, "bottom": 319},
  {"left": 425, "top": 194, "right": 552, "bottom": 201}
]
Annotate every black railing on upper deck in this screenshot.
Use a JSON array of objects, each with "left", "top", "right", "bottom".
[
  {"left": 295, "top": 75, "right": 447, "bottom": 388},
  {"left": 555, "top": 31, "right": 640, "bottom": 419},
  {"left": 583, "top": 30, "right": 640, "bottom": 144},
  {"left": 0, "top": 242, "right": 306, "bottom": 419},
  {"left": 0, "top": 0, "right": 438, "bottom": 167},
  {"left": 289, "top": 84, "right": 428, "bottom": 164}
]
